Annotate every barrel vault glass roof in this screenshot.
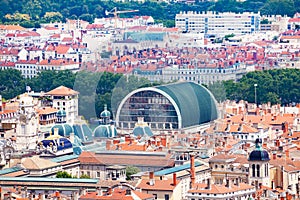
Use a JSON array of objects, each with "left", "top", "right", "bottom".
[{"left": 156, "top": 82, "right": 218, "bottom": 128}]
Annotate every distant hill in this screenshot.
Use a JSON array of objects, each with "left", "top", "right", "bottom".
[{"left": 0, "top": 0, "right": 299, "bottom": 28}]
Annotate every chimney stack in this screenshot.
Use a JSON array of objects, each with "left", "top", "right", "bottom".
[
  {"left": 107, "top": 188, "right": 112, "bottom": 195},
  {"left": 173, "top": 173, "right": 177, "bottom": 186},
  {"left": 190, "top": 154, "right": 195, "bottom": 189},
  {"left": 106, "top": 140, "right": 112, "bottom": 150},
  {"left": 225, "top": 179, "right": 231, "bottom": 188},
  {"left": 236, "top": 178, "right": 239, "bottom": 186},
  {"left": 272, "top": 152, "right": 277, "bottom": 160},
  {"left": 149, "top": 171, "right": 155, "bottom": 186},
  {"left": 285, "top": 149, "right": 290, "bottom": 158},
  {"left": 96, "top": 187, "right": 102, "bottom": 196},
  {"left": 205, "top": 178, "right": 211, "bottom": 189}
]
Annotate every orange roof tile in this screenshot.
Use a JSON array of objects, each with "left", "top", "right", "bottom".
[
  {"left": 45, "top": 86, "right": 79, "bottom": 96},
  {"left": 137, "top": 179, "right": 176, "bottom": 191}
]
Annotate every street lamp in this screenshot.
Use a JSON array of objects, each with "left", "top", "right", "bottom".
[{"left": 254, "top": 84, "right": 258, "bottom": 105}]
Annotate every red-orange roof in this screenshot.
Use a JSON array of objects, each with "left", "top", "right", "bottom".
[{"left": 45, "top": 86, "right": 79, "bottom": 96}]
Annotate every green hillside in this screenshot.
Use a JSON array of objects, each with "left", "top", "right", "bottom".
[{"left": 0, "top": 0, "right": 299, "bottom": 28}]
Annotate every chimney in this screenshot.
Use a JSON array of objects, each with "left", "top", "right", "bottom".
[
  {"left": 284, "top": 122, "right": 289, "bottom": 134},
  {"left": 205, "top": 178, "right": 211, "bottom": 189},
  {"left": 106, "top": 140, "right": 112, "bottom": 150},
  {"left": 173, "top": 173, "right": 177, "bottom": 186},
  {"left": 190, "top": 154, "right": 195, "bottom": 189},
  {"left": 285, "top": 149, "right": 290, "bottom": 158},
  {"left": 125, "top": 135, "right": 130, "bottom": 143},
  {"left": 107, "top": 188, "right": 112, "bottom": 195},
  {"left": 272, "top": 152, "right": 276, "bottom": 160},
  {"left": 157, "top": 140, "right": 161, "bottom": 147},
  {"left": 149, "top": 171, "right": 155, "bottom": 186},
  {"left": 125, "top": 189, "right": 131, "bottom": 196},
  {"left": 161, "top": 137, "right": 167, "bottom": 147},
  {"left": 113, "top": 139, "right": 120, "bottom": 144},
  {"left": 225, "top": 179, "right": 231, "bottom": 188},
  {"left": 96, "top": 187, "right": 102, "bottom": 196},
  {"left": 55, "top": 191, "right": 60, "bottom": 198},
  {"left": 275, "top": 139, "right": 280, "bottom": 147}
]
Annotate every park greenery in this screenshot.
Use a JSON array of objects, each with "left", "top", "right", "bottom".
[
  {"left": 126, "top": 165, "right": 140, "bottom": 180},
  {"left": 1, "top": 69, "right": 300, "bottom": 120},
  {"left": 0, "top": 0, "right": 300, "bottom": 28},
  {"left": 56, "top": 171, "right": 91, "bottom": 178}
]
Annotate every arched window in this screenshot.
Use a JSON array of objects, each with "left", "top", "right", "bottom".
[
  {"left": 252, "top": 164, "right": 255, "bottom": 177},
  {"left": 257, "top": 164, "right": 260, "bottom": 177}
]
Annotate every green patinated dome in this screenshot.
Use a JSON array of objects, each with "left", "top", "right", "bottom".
[
  {"left": 51, "top": 124, "right": 73, "bottom": 137},
  {"left": 93, "top": 125, "right": 117, "bottom": 138},
  {"left": 100, "top": 104, "right": 111, "bottom": 118},
  {"left": 56, "top": 109, "right": 66, "bottom": 118}
]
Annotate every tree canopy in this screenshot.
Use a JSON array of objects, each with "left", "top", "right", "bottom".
[
  {"left": 1, "top": 68, "right": 299, "bottom": 121},
  {"left": 0, "top": 0, "right": 299, "bottom": 27}
]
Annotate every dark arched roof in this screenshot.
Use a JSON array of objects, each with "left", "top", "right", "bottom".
[
  {"left": 156, "top": 82, "right": 218, "bottom": 128},
  {"left": 116, "top": 81, "right": 219, "bottom": 129}
]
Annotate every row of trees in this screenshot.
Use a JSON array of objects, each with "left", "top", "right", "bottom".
[
  {"left": 1, "top": 68, "right": 300, "bottom": 120},
  {"left": 209, "top": 68, "right": 300, "bottom": 105},
  {"left": 0, "top": 69, "right": 157, "bottom": 120},
  {"left": 0, "top": 0, "right": 299, "bottom": 28},
  {"left": 56, "top": 165, "right": 140, "bottom": 180}
]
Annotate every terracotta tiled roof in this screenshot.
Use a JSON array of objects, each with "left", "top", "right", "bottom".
[
  {"left": 37, "top": 107, "right": 58, "bottom": 115},
  {"left": 137, "top": 179, "right": 176, "bottom": 191},
  {"left": 21, "top": 156, "right": 60, "bottom": 170},
  {"left": 188, "top": 182, "right": 254, "bottom": 194},
  {"left": 45, "top": 86, "right": 79, "bottom": 96},
  {"left": 78, "top": 151, "right": 102, "bottom": 164}
]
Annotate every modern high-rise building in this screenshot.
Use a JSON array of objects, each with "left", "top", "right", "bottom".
[{"left": 175, "top": 11, "right": 260, "bottom": 37}]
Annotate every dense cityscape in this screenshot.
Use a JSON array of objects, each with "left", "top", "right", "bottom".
[{"left": 1, "top": 1, "right": 300, "bottom": 199}]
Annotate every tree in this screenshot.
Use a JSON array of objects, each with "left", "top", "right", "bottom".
[
  {"left": 126, "top": 166, "right": 140, "bottom": 180},
  {"left": 42, "top": 12, "right": 63, "bottom": 23},
  {"left": 207, "top": 81, "right": 227, "bottom": 103},
  {"left": 0, "top": 69, "right": 25, "bottom": 100},
  {"left": 80, "top": 174, "right": 91, "bottom": 179},
  {"left": 260, "top": 0, "right": 295, "bottom": 16},
  {"left": 56, "top": 171, "right": 73, "bottom": 178},
  {"left": 22, "top": 0, "right": 42, "bottom": 20}
]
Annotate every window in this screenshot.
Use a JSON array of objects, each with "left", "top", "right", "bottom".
[
  {"left": 153, "top": 194, "right": 157, "bottom": 199},
  {"left": 165, "top": 194, "right": 169, "bottom": 200},
  {"left": 256, "top": 164, "right": 260, "bottom": 177},
  {"left": 252, "top": 164, "right": 255, "bottom": 177}
]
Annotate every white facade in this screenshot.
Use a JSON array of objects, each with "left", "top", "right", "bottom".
[
  {"left": 45, "top": 86, "right": 79, "bottom": 125},
  {"left": 51, "top": 97, "right": 78, "bottom": 125},
  {"left": 15, "top": 61, "right": 80, "bottom": 78},
  {"left": 15, "top": 94, "right": 40, "bottom": 151},
  {"left": 175, "top": 11, "right": 260, "bottom": 37}
]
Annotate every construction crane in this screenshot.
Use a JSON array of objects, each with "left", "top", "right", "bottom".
[{"left": 105, "top": 7, "right": 139, "bottom": 28}]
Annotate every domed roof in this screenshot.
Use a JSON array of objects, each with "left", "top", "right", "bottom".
[
  {"left": 56, "top": 109, "right": 66, "bottom": 117},
  {"left": 51, "top": 124, "right": 73, "bottom": 137},
  {"left": 132, "top": 117, "right": 153, "bottom": 137},
  {"left": 93, "top": 125, "right": 117, "bottom": 138},
  {"left": 133, "top": 126, "right": 153, "bottom": 137},
  {"left": 100, "top": 104, "right": 111, "bottom": 118},
  {"left": 248, "top": 138, "right": 270, "bottom": 161}
]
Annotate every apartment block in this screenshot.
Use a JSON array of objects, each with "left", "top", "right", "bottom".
[{"left": 175, "top": 11, "right": 260, "bottom": 37}]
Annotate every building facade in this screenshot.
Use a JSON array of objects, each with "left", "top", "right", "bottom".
[
  {"left": 175, "top": 11, "right": 260, "bottom": 37},
  {"left": 116, "top": 81, "right": 218, "bottom": 132}
]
